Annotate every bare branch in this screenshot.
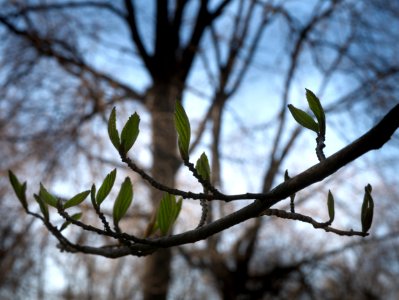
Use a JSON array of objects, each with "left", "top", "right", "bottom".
[
  {"left": 124, "top": 0, "right": 154, "bottom": 74},
  {"left": 3, "top": 1, "right": 125, "bottom": 18},
  {"left": 261, "top": 209, "right": 366, "bottom": 237}
]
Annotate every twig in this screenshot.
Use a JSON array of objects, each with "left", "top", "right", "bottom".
[{"left": 260, "top": 209, "right": 367, "bottom": 237}]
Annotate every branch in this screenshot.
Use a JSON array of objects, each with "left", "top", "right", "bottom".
[
  {"left": 179, "top": 1, "right": 232, "bottom": 81},
  {"left": 18, "top": 104, "right": 399, "bottom": 257},
  {"left": 266, "top": 1, "right": 341, "bottom": 183},
  {"left": 137, "top": 103, "right": 399, "bottom": 248},
  {"left": 261, "top": 209, "right": 366, "bottom": 237},
  {"left": 123, "top": 0, "right": 154, "bottom": 74},
  {"left": 120, "top": 104, "right": 399, "bottom": 205},
  {"left": 210, "top": 0, "right": 233, "bottom": 19},
  {"left": 3, "top": 1, "right": 125, "bottom": 19},
  {"left": 0, "top": 14, "right": 144, "bottom": 102},
  {"left": 266, "top": 103, "right": 399, "bottom": 205}
]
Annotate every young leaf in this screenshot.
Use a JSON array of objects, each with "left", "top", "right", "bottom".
[
  {"left": 305, "top": 89, "right": 326, "bottom": 136},
  {"left": 284, "top": 169, "right": 290, "bottom": 182},
  {"left": 172, "top": 197, "right": 183, "bottom": 222},
  {"left": 34, "top": 194, "right": 49, "bottom": 220},
  {"left": 174, "top": 101, "right": 191, "bottom": 160},
  {"left": 284, "top": 170, "right": 296, "bottom": 211},
  {"left": 157, "top": 193, "right": 173, "bottom": 236},
  {"left": 327, "top": 190, "right": 335, "bottom": 223},
  {"left": 120, "top": 112, "right": 140, "bottom": 153},
  {"left": 64, "top": 190, "right": 90, "bottom": 209},
  {"left": 361, "top": 184, "right": 374, "bottom": 233},
  {"left": 113, "top": 177, "right": 133, "bottom": 226},
  {"left": 287, "top": 104, "right": 319, "bottom": 133},
  {"left": 8, "top": 170, "right": 28, "bottom": 210},
  {"left": 96, "top": 169, "right": 117, "bottom": 206},
  {"left": 195, "top": 152, "right": 211, "bottom": 182},
  {"left": 157, "top": 193, "right": 182, "bottom": 236},
  {"left": 108, "top": 107, "right": 120, "bottom": 150},
  {"left": 39, "top": 183, "right": 58, "bottom": 208},
  {"left": 60, "top": 212, "right": 82, "bottom": 232},
  {"left": 90, "top": 184, "right": 97, "bottom": 208}
]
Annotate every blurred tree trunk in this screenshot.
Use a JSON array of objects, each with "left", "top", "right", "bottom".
[{"left": 143, "top": 83, "right": 180, "bottom": 299}]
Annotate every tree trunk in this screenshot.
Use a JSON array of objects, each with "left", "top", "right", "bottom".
[{"left": 142, "top": 83, "right": 180, "bottom": 300}]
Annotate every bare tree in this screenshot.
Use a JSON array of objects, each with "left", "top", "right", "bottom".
[{"left": 1, "top": 0, "right": 399, "bottom": 299}]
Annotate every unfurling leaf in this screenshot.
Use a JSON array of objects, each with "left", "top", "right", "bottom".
[
  {"left": 39, "top": 183, "right": 58, "bottom": 208},
  {"left": 305, "top": 89, "right": 326, "bottom": 136},
  {"left": 108, "top": 107, "right": 120, "bottom": 150},
  {"left": 34, "top": 194, "right": 49, "bottom": 220},
  {"left": 8, "top": 170, "right": 28, "bottom": 210},
  {"left": 284, "top": 170, "right": 296, "bottom": 206},
  {"left": 113, "top": 177, "right": 133, "bottom": 226},
  {"left": 157, "top": 193, "right": 182, "bottom": 236},
  {"left": 361, "top": 184, "right": 374, "bottom": 233},
  {"left": 327, "top": 190, "right": 335, "bottom": 223},
  {"left": 90, "top": 184, "right": 97, "bottom": 208},
  {"left": 96, "top": 169, "right": 117, "bottom": 206},
  {"left": 284, "top": 169, "right": 290, "bottom": 182},
  {"left": 288, "top": 104, "right": 319, "bottom": 133},
  {"left": 60, "top": 212, "right": 82, "bottom": 231},
  {"left": 174, "top": 101, "right": 191, "bottom": 160},
  {"left": 174, "top": 197, "right": 183, "bottom": 222},
  {"left": 64, "top": 190, "right": 91, "bottom": 209},
  {"left": 195, "top": 152, "right": 211, "bottom": 183},
  {"left": 120, "top": 112, "right": 140, "bottom": 153}
]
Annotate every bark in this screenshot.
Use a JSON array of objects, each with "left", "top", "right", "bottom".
[{"left": 142, "top": 83, "right": 180, "bottom": 300}]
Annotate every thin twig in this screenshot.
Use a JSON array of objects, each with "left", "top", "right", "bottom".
[{"left": 261, "top": 209, "right": 367, "bottom": 237}]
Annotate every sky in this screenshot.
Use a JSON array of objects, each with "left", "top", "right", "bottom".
[{"left": 2, "top": 1, "right": 399, "bottom": 298}]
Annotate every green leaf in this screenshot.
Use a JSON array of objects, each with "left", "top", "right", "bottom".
[
  {"left": 157, "top": 193, "right": 173, "bottom": 235},
  {"left": 60, "top": 212, "right": 82, "bottom": 232},
  {"left": 174, "top": 101, "right": 191, "bottom": 160},
  {"left": 305, "top": 89, "right": 326, "bottom": 136},
  {"left": 96, "top": 169, "right": 117, "bottom": 206},
  {"left": 173, "top": 197, "right": 183, "bottom": 222},
  {"left": 90, "top": 184, "right": 97, "bottom": 208},
  {"left": 361, "top": 184, "right": 374, "bottom": 233},
  {"left": 113, "top": 177, "right": 133, "bottom": 226},
  {"left": 39, "top": 183, "right": 58, "bottom": 208},
  {"left": 8, "top": 170, "right": 28, "bottom": 210},
  {"left": 327, "top": 190, "right": 335, "bottom": 223},
  {"left": 120, "top": 112, "right": 140, "bottom": 153},
  {"left": 288, "top": 104, "right": 319, "bottom": 133},
  {"left": 64, "top": 190, "right": 90, "bottom": 209},
  {"left": 157, "top": 193, "right": 182, "bottom": 236},
  {"left": 34, "top": 194, "right": 49, "bottom": 220},
  {"left": 108, "top": 107, "right": 120, "bottom": 150},
  {"left": 195, "top": 152, "right": 211, "bottom": 182}
]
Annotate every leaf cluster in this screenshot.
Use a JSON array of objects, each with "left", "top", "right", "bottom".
[
  {"left": 8, "top": 91, "right": 395, "bottom": 257},
  {"left": 288, "top": 89, "right": 326, "bottom": 136}
]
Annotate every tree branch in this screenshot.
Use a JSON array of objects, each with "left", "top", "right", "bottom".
[
  {"left": 3, "top": 1, "right": 125, "bottom": 19},
  {"left": 261, "top": 209, "right": 366, "bottom": 237},
  {"left": 124, "top": 0, "right": 154, "bottom": 74},
  {"left": 20, "top": 103, "right": 399, "bottom": 257},
  {"left": 139, "top": 103, "right": 399, "bottom": 248},
  {"left": 0, "top": 14, "right": 144, "bottom": 102}
]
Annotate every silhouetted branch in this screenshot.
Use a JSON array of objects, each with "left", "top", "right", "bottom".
[{"left": 27, "top": 103, "right": 398, "bottom": 257}]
